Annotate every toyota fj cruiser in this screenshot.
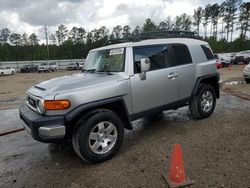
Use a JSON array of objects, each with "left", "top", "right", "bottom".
[{"left": 19, "top": 35, "right": 219, "bottom": 163}]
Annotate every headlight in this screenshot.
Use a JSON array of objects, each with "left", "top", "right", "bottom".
[{"left": 37, "top": 100, "right": 45, "bottom": 114}]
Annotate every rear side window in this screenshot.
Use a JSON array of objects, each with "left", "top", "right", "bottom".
[
  {"left": 133, "top": 45, "right": 168, "bottom": 73},
  {"left": 201, "top": 45, "right": 214, "bottom": 60},
  {"left": 171, "top": 44, "right": 192, "bottom": 66}
]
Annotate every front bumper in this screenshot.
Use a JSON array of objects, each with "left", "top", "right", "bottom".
[{"left": 19, "top": 103, "right": 66, "bottom": 143}]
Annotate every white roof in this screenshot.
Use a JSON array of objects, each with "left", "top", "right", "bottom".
[{"left": 92, "top": 38, "right": 208, "bottom": 51}]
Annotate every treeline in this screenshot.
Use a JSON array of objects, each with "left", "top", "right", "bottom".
[{"left": 0, "top": 0, "right": 249, "bottom": 61}]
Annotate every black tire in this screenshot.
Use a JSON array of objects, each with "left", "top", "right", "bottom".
[
  {"left": 38, "top": 71, "right": 41, "bottom": 73},
  {"left": 245, "top": 79, "right": 250, "bottom": 84},
  {"left": 189, "top": 84, "right": 216, "bottom": 119},
  {"left": 72, "top": 109, "right": 124, "bottom": 163},
  {"left": 11, "top": 71, "right": 14, "bottom": 75},
  {"left": 1, "top": 72, "right": 4, "bottom": 76}
]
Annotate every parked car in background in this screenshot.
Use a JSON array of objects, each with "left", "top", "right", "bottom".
[
  {"left": 243, "top": 64, "right": 250, "bottom": 83},
  {"left": 79, "top": 62, "right": 85, "bottom": 70},
  {"left": 233, "top": 51, "right": 250, "bottom": 65},
  {"left": 215, "top": 59, "right": 222, "bottom": 69},
  {"left": 229, "top": 52, "right": 237, "bottom": 59},
  {"left": 0, "top": 67, "right": 15, "bottom": 76},
  {"left": 214, "top": 54, "right": 231, "bottom": 68},
  {"left": 49, "top": 62, "right": 58, "bottom": 72},
  {"left": 66, "top": 62, "right": 79, "bottom": 70},
  {"left": 20, "top": 64, "right": 38, "bottom": 73},
  {"left": 38, "top": 63, "right": 50, "bottom": 73}
]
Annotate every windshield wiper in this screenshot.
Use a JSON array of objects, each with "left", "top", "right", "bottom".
[
  {"left": 82, "top": 69, "right": 96, "bottom": 73},
  {"left": 97, "top": 70, "right": 113, "bottom": 75}
]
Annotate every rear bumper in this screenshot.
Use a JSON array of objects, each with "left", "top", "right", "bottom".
[{"left": 19, "top": 104, "right": 66, "bottom": 143}]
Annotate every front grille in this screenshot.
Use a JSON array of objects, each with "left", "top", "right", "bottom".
[{"left": 28, "top": 96, "right": 36, "bottom": 109}]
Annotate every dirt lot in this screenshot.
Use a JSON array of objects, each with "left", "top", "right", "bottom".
[
  {"left": 0, "top": 70, "right": 79, "bottom": 110},
  {"left": 219, "top": 65, "right": 250, "bottom": 99},
  {"left": 0, "top": 65, "right": 250, "bottom": 188}
]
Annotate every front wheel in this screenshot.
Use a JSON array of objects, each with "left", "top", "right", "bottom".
[
  {"left": 72, "top": 109, "right": 124, "bottom": 163},
  {"left": 189, "top": 84, "right": 216, "bottom": 119}
]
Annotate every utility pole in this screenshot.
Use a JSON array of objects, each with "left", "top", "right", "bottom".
[{"left": 44, "top": 25, "right": 50, "bottom": 60}]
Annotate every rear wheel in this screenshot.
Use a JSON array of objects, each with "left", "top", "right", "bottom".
[
  {"left": 189, "top": 84, "right": 216, "bottom": 119},
  {"left": 72, "top": 109, "right": 124, "bottom": 163},
  {"left": 245, "top": 79, "right": 250, "bottom": 84},
  {"left": 11, "top": 71, "right": 14, "bottom": 75},
  {"left": 0, "top": 72, "right": 3, "bottom": 76}
]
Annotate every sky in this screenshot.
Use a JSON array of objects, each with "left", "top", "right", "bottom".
[{"left": 0, "top": 0, "right": 244, "bottom": 41}]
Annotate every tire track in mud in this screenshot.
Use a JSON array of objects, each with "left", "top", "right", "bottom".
[{"left": 220, "top": 80, "right": 250, "bottom": 100}]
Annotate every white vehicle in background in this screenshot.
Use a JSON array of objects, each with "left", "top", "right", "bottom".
[
  {"left": 79, "top": 62, "right": 85, "bottom": 70},
  {"left": 49, "top": 62, "right": 58, "bottom": 72},
  {"left": 38, "top": 63, "right": 50, "bottom": 73},
  {"left": 66, "top": 62, "right": 79, "bottom": 70},
  {"left": 0, "top": 67, "right": 15, "bottom": 76},
  {"left": 214, "top": 53, "right": 231, "bottom": 67},
  {"left": 243, "top": 64, "right": 250, "bottom": 83}
]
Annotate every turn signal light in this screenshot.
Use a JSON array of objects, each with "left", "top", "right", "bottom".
[{"left": 44, "top": 100, "right": 71, "bottom": 110}]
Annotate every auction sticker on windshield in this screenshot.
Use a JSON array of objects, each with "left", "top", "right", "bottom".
[{"left": 109, "top": 48, "right": 124, "bottom": 56}]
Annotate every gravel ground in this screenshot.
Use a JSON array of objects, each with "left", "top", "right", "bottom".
[{"left": 0, "top": 65, "right": 250, "bottom": 188}]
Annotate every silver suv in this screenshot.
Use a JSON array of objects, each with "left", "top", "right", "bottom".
[{"left": 19, "top": 38, "right": 220, "bottom": 163}]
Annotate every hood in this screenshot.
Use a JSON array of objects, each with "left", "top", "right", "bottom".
[{"left": 34, "top": 73, "right": 127, "bottom": 92}]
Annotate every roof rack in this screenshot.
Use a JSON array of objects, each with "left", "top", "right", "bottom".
[{"left": 105, "top": 30, "right": 197, "bottom": 45}]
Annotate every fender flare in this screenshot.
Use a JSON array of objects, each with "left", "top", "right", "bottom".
[
  {"left": 191, "top": 73, "right": 220, "bottom": 99},
  {"left": 64, "top": 96, "right": 132, "bottom": 130}
]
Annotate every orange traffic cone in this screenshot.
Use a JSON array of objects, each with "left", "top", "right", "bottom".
[{"left": 162, "top": 144, "right": 193, "bottom": 188}]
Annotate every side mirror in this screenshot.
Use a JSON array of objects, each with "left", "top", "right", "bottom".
[
  {"left": 140, "top": 58, "right": 150, "bottom": 72},
  {"left": 139, "top": 58, "right": 150, "bottom": 80}
]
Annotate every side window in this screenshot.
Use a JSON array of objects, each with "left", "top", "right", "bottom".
[
  {"left": 201, "top": 45, "right": 215, "bottom": 60},
  {"left": 133, "top": 45, "right": 168, "bottom": 73},
  {"left": 171, "top": 44, "right": 193, "bottom": 66}
]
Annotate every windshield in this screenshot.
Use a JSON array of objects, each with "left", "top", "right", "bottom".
[{"left": 84, "top": 48, "right": 125, "bottom": 72}]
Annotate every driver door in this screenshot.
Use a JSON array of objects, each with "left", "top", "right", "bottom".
[{"left": 130, "top": 44, "right": 179, "bottom": 114}]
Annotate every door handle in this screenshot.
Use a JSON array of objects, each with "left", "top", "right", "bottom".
[{"left": 167, "top": 72, "right": 178, "bottom": 79}]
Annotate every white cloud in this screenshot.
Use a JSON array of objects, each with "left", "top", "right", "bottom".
[{"left": 0, "top": 0, "right": 247, "bottom": 40}]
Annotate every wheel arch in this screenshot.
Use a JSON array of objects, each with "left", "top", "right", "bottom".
[
  {"left": 65, "top": 97, "right": 132, "bottom": 137},
  {"left": 191, "top": 73, "right": 220, "bottom": 99}
]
